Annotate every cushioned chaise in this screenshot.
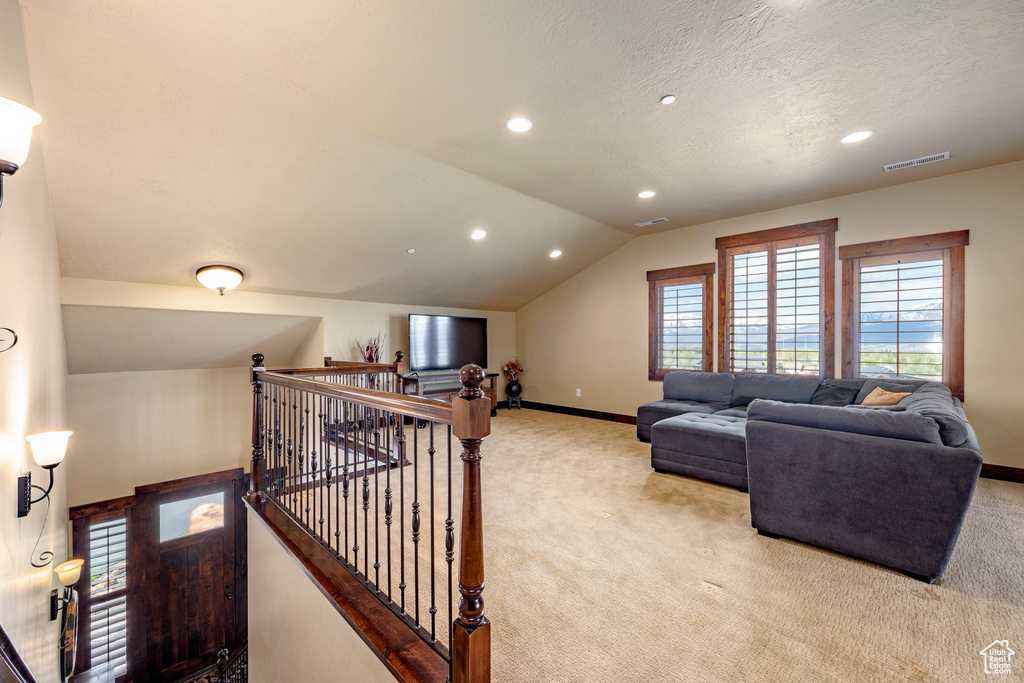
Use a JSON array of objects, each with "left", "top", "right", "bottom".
[
  {"left": 650, "top": 413, "right": 749, "bottom": 490},
  {"left": 637, "top": 371, "right": 734, "bottom": 441}
]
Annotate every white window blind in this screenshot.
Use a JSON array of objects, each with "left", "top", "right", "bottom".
[
  {"left": 858, "top": 258, "right": 943, "bottom": 381},
  {"left": 656, "top": 280, "right": 704, "bottom": 371},
  {"left": 89, "top": 517, "right": 128, "bottom": 677},
  {"left": 729, "top": 250, "right": 769, "bottom": 372},
  {"left": 775, "top": 244, "right": 821, "bottom": 375}
]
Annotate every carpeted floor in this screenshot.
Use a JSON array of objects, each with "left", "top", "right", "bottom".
[{"left": 476, "top": 409, "right": 1024, "bottom": 682}]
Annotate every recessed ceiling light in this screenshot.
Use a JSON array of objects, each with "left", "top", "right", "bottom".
[
  {"left": 549, "top": 249, "right": 562, "bottom": 258},
  {"left": 506, "top": 117, "right": 533, "bottom": 133},
  {"left": 407, "top": 248, "right": 416, "bottom": 254},
  {"left": 840, "top": 130, "right": 873, "bottom": 144},
  {"left": 638, "top": 190, "right": 656, "bottom": 199},
  {"left": 471, "top": 229, "right": 487, "bottom": 240},
  {"left": 660, "top": 95, "right": 676, "bottom": 105}
]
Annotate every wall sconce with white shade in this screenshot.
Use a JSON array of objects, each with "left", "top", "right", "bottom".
[
  {"left": 196, "top": 265, "right": 244, "bottom": 296},
  {"left": 17, "top": 431, "right": 72, "bottom": 518},
  {"left": 50, "top": 559, "right": 83, "bottom": 621},
  {"left": 52, "top": 559, "right": 82, "bottom": 681},
  {"left": 0, "top": 96, "right": 43, "bottom": 209}
]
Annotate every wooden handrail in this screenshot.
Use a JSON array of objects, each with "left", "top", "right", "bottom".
[{"left": 257, "top": 371, "right": 452, "bottom": 424}]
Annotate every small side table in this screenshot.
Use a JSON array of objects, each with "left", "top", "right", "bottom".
[{"left": 507, "top": 396, "right": 522, "bottom": 410}]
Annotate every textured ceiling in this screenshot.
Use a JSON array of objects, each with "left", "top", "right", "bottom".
[
  {"left": 62, "top": 305, "right": 320, "bottom": 373},
  {"left": 20, "top": 0, "right": 1024, "bottom": 310}
]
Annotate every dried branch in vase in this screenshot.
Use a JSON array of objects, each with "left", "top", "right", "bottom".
[
  {"left": 501, "top": 358, "right": 523, "bottom": 382},
  {"left": 358, "top": 331, "right": 386, "bottom": 363}
]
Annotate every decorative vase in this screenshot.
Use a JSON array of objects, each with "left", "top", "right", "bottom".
[{"left": 505, "top": 380, "right": 522, "bottom": 398}]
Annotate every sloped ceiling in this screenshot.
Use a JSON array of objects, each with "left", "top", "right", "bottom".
[
  {"left": 62, "top": 305, "right": 320, "bottom": 373},
  {"left": 20, "top": 0, "right": 1024, "bottom": 311}
]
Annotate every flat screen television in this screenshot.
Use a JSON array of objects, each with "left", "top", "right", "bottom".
[{"left": 408, "top": 314, "right": 487, "bottom": 372}]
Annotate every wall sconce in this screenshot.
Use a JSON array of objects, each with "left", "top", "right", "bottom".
[
  {"left": 18, "top": 431, "right": 72, "bottom": 518},
  {"left": 196, "top": 265, "right": 245, "bottom": 296},
  {"left": 50, "top": 559, "right": 83, "bottom": 621},
  {"left": 0, "top": 96, "right": 43, "bottom": 209}
]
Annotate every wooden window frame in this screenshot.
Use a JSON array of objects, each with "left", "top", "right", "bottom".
[
  {"left": 716, "top": 219, "right": 837, "bottom": 378},
  {"left": 840, "top": 230, "right": 967, "bottom": 399},
  {"left": 648, "top": 263, "right": 715, "bottom": 380},
  {"left": 70, "top": 496, "right": 135, "bottom": 682}
]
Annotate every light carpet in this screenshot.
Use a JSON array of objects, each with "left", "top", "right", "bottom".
[{"left": 476, "top": 409, "right": 1024, "bottom": 682}]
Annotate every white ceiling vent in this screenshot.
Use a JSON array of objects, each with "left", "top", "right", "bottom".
[
  {"left": 884, "top": 152, "right": 950, "bottom": 172},
  {"left": 634, "top": 217, "right": 669, "bottom": 228}
]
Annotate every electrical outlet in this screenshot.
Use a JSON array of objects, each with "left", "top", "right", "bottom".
[{"left": 576, "top": 388, "right": 581, "bottom": 397}]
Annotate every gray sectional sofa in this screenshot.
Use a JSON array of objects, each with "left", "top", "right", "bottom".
[{"left": 637, "top": 371, "right": 983, "bottom": 581}]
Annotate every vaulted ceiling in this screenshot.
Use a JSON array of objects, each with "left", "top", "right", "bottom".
[{"left": 19, "top": 0, "right": 1024, "bottom": 311}]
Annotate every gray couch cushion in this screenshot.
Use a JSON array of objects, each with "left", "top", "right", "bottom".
[
  {"left": 732, "top": 374, "right": 821, "bottom": 406},
  {"left": 714, "top": 407, "right": 748, "bottom": 418},
  {"left": 650, "top": 413, "right": 747, "bottom": 463},
  {"left": 854, "top": 378, "right": 929, "bottom": 404},
  {"left": 899, "top": 383, "right": 969, "bottom": 447},
  {"left": 636, "top": 400, "right": 726, "bottom": 441},
  {"left": 663, "top": 371, "right": 734, "bottom": 405},
  {"left": 746, "top": 399, "right": 943, "bottom": 444},
  {"left": 809, "top": 383, "right": 858, "bottom": 407}
]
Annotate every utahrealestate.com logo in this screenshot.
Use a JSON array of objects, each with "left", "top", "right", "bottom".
[{"left": 979, "top": 640, "right": 1015, "bottom": 675}]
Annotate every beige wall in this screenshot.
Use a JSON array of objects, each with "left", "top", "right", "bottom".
[
  {"left": 517, "top": 160, "right": 1024, "bottom": 468},
  {"left": 0, "top": 0, "right": 69, "bottom": 677},
  {"left": 247, "top": 513, "right": 396, "bottom": 683},
  {"left": 66, "top": 367, "right": 251, "bottom": 506},
  {"left": 63, "top": 281, "right": 516, "bottom": 506}
]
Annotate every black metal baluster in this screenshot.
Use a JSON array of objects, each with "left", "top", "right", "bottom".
[
  {"left": 289, "top": 389, "right": 297, "bottom": 517},
  {"left": 333, "top": 398, "right": 341, "bottom": 557},
  {"left": 412, "top": 416, "right": 421, "bottom": 627},
  {"left": 400, "top": 409, "right": 407, "bottom": 614},
  {"left": 373, "top": 409, "right": 381, "bottom": 590},
  {"left": 317, "top": 395, "right": 325, "bottom": 544},
  {"left": 428, "top": 422, "right": 437, "bottom": 642},
  {"left": 445, "top": 425, "right": 454, "bottom": 656},
  {"left": 302, "top": 392, "right": 310, "bottom": 529},
  {"left": 362, "top": 405, "right": 371, "bottom": 579},
  {"left": 342, "top": 401, "right": 350, "bottom": 565}
]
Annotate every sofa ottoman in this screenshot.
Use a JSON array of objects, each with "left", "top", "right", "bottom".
[
  {"left": 637, "top": 371, "right": 734, "bottom": 441},
  {"left": 650, "top": 413, "right": 749, "bottom": 490}
]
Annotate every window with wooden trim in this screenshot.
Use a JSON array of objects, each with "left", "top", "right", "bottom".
[
  {"left": 72, "top": 499, "right": 132, "bottom": 682},
  {"left": 716, "top": 219, "right": 837, "bottom": 377},
  {"left": 840, "top": 230, "right": 967, "bottom": 399},
  {"left": 648, "top": 263, "right": 714, "bottom": 380}
]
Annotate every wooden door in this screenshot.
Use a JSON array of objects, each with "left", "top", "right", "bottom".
[{"left": 130, "top": 470, "right": 246, "bottom": 682}]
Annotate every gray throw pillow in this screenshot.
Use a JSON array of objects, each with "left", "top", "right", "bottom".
[{"left": 809, "top": 383, "right": 858, "bottom": 407}]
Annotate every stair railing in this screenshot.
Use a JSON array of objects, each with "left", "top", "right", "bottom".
[{"left": 246, "top": 352, "right": 490, "bottom": 682}]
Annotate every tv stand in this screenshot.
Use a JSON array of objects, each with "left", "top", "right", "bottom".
[{"left": 403, "top": 371, "right": 498, "bottom": 417}]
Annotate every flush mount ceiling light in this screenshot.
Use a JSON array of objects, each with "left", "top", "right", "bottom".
[
  {"left": 196, "top": 265, "right": 244, "bottom": 295},
  {"left": 505, "top": 117, "right": 533, "bottom": 133},
  {"left": 0, "top": 96, "right": 43, "bottom": 209},
  {"left": 840, "top": 130, "right": 873, "bottom": 144},
  {"left": 660, "top": 95, "right": 677, "bottom": 105},
  {"left": 471, "top": 229, "right": 487, "bottom": 240},
  {"left": 407, "top": 248, "right": 416, "bottom": 254},
  {"left": 549, "top": 249, "right": 562, "bottom": 258},
  {"left": 638, "top": 190, "right": 656, "bottom": 199}
]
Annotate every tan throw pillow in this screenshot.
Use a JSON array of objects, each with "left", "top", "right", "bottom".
[{"left": 861, "top": 386, "right": 913, "bottom": 406}]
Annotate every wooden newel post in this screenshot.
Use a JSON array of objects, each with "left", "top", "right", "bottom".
[
  {"left": 248, "top": 353, "right": 266, "bottom": 503},
  {"left": 451, "top": 364, "right": 491, "bottom": 683},
  {"left": 394, "top": 350, "right": 407, "bottom": 394}
]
